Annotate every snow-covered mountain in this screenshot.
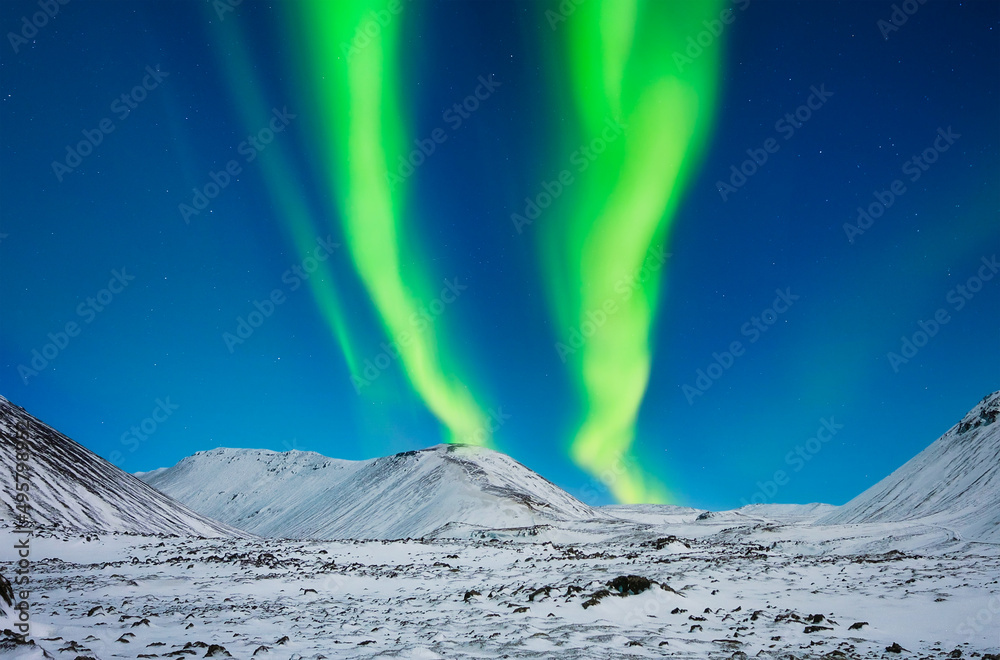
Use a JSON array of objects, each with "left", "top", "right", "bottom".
[
  {"left": 817, "top": 390, "right": 1000, "bottom": 543},
  {"left": 0, "top": 395, "right": 245, "bottom": 538},
  {"left": 139, "top": 444, "right": 605, "bottom": 540}
]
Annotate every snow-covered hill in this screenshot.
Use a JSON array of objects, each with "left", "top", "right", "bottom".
[
  {"left": 139, "top": 444, "right": 605, "bottom": 540},
  {"left": 0, "top": 395, "right": 245, "bottom": 538},
  {"left": 817, "top": 390, "right": 1000, "bottom": 543}
]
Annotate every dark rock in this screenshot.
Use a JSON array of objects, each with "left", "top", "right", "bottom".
[
  {"left": 607, "top": 575, "right": 653, "bottom": 596},
  {"left": 528, "top": 586, "right": 552, "bottom": 601},
  {"left": 581, "top": 588, "right": 613, "bottom": 609},
  {"left": 0, "top": 574, "right": 13, "bottom": 610},
  {"left": 648, "top": 536, "right": 691, "bottom": 550}
]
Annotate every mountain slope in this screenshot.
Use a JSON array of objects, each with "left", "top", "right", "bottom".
[
  {"left": 817, "top": 390, "right": 1000, "bottom": 543},
  {"left": 140, "top": 444, "right": 605, "bottom": 540},
  {"left": 0, "top": 395, "right": 245, "bottom": 538}
]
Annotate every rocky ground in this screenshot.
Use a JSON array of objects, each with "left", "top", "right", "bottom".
[{"left": 2, "top": 515, "right": 999, "bottom": 659}]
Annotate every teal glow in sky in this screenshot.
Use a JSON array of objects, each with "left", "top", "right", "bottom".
[{"left": 1, "top": 0, "right": 997, "bottom": 510}]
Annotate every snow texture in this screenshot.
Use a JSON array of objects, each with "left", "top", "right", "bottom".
[{"left": 0, "top": 518, "right": 997, "bottom": 658}]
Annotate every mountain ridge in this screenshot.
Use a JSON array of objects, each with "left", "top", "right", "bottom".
[
  {"left": 0, "top": 395, "right": 246, "bottom": 538},
  {"left": 139, "top": 443, "right": 606, "bottom": 540},
  {"left": 816, "top": 390, "right": 1000, "bottom": 543}
]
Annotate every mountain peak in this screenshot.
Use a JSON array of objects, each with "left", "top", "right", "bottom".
[
  {"left": 953, "top": 390, "right": 1000, "bottom": 435},
  {"left": 140, "top": 441, "right": 600, "bottom": 540}
]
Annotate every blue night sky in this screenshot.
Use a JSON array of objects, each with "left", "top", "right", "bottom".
[{"left": 1, "top": 0, "right": 997, "bottom": 510}]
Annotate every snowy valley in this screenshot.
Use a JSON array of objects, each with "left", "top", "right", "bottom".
[{"left": 0, "top": 392, "right": 998, "bottom": 659}]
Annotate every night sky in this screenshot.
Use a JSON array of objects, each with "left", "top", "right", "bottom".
[{"left": 1, "top": 0, "right": 997, "bottom": 510}]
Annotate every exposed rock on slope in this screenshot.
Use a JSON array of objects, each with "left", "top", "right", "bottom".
[{"left": 0, "top": 396, "right": 244, "bottom": 537}]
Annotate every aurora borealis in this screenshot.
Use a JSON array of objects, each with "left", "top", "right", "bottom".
[
  {"left": 541, "top": 0, "right": 725, "bottom": 503},
  {"left": 299, "top": 0, "right": 493, "bottom": 446},
  {"left": 1, "top": 0, "right": 997, "bottom": 510}
]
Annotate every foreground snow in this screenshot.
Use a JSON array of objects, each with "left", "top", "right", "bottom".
[{"left": 2, "top": 516, "right": 997, "bottom": 659}]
